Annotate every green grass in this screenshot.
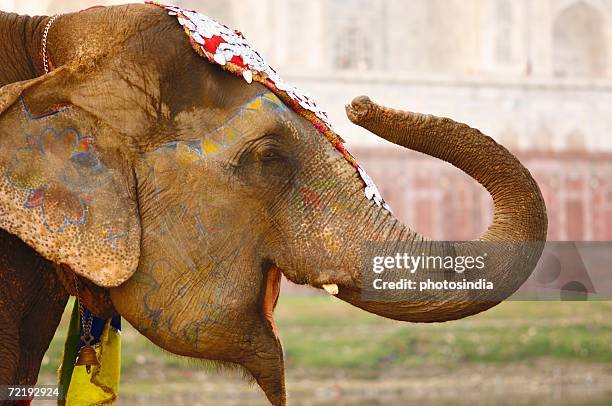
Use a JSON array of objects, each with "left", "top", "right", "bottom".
[
  {"left": 40, "top": 297, "right": 612, "bottom": 378},
  {"left": 276, "top": 297, "right": 611, "bottom": 371}
]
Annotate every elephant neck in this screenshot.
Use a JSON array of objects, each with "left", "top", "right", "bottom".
[{"left": 0, "top": 12, "right": 49, "bottom": 87}]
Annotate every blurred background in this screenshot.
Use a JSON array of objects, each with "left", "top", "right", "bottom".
[{"left": 1, "top": 0, "right": 610, "bottom": 404}]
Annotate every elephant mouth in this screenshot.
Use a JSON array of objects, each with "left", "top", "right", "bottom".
[
  {"left": 262, "top": 265, "right": 282, "bottom": 337},
  {"left": 262, "top": 264, "right": 341, "bottom": 334}
]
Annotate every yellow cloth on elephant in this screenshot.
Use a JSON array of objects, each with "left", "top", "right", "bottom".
[{"left": 65, "top": 319, "right": 121, "bottom": 405}]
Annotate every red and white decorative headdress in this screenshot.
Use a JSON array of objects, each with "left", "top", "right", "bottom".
[{"left": 148, "top": 2, "right": 389, "bottom": 210}]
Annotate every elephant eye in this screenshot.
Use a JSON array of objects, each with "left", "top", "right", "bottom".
[
  {"left": 258, "top": 148, "right": 283, "bottom": 162},
  {"left": 254, "top": 137, "right": 286, "bottom": 163},
  {"left": 233, "top": 134, "right": 294, "bottom": 181}
]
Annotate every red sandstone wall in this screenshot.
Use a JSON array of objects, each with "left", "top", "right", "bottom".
[{"left": 351, "top": 147, "right": 612, "bottom": 241}]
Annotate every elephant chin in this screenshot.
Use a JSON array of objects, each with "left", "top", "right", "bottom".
[{"left": 323, "top": 96, "right": 547, "bottom": 323}]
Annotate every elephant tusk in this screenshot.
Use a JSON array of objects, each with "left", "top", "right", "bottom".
[{"left": 322, "top": 284, "right": 339, "bottom": 295}]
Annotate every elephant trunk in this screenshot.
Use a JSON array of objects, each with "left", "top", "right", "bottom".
[{"left": 335, "top": 96, "right": 547, "bottom": 322}]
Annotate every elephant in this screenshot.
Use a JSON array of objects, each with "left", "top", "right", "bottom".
[{"left": 0, "top": 3, "right": 547, "bottom": 405}]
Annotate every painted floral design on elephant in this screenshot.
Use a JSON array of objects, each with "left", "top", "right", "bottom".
[{"left": 7, "top": 126, "right": 107, "bottom": 232}]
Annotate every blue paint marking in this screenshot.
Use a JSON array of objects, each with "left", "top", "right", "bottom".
[
  {"left": 158, "top": 141, "right": 179, "bottom": 152},
  {"left": 185, "top": 140, "right": 204, "bottom": 157},
  {"left": 23, "top": 189, "right": 43, "bottom": 209},
  {"left": 140, "top": 268, "right": 163, "bottom": 328},
  {"left": 70, "top": 152, "right": 100, "bottom": 169},
  {"left": 19, "top": 95, "right": 70, "bottom": 120},
  {"left": 40, "top": 198, "right": 87, "bottom": 232},
  {"left": 194, "top": 215, "right": 206, "bottom": 240},
  {"left": 103, "top": 227, "right": 128, "bottom": 249}
]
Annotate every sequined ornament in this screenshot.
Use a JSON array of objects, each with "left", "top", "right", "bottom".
[{"left": 148, "top": 2, "right": 390, "bottom": 210}]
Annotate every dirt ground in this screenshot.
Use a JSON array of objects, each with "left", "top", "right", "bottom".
[{"left": 108, "top": 360, "right": 611, "bottom": 405}]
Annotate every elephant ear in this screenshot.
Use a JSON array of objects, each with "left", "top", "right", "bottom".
[{"left": 0, "top": 66, "right": 140, "bottom": 287}]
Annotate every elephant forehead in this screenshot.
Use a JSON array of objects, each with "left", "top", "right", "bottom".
[
  {"left": 147, "top": 1, "right": 390, "bottom": 211},
  {"left": 148, "top": 2, "right": 332, "bottom": 130},
  {"left": 153, "top": 92, "right": 288, "bottom": 162}
]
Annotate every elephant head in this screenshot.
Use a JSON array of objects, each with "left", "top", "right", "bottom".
[{"left": 0, "top": 4, "right": 546, "bottom": 405}]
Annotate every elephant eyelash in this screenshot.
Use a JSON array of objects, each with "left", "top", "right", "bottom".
[
  {"left": 259, "top": 149, "right": 282, "bottom": 161},
  {"left": 255, "top": 137, "right": 285, "bottom": 157},
  {"left": 232, "top": 134, "right": 284, "bottom": 165}
]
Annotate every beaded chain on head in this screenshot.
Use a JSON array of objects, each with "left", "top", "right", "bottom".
[
  {"left": 147, "top": 2, "right": 391, "bottom": 211},
  {"left": 41, "top": 14, "right": 60, "bottom": 74}
]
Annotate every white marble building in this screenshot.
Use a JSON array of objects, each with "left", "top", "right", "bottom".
[{"left": 2, "top": 0, "right": 611, "bottom": 151}]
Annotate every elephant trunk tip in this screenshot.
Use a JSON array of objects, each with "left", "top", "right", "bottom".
[{"left": 345, "top": 95, "right": 375, "bottom": 125}]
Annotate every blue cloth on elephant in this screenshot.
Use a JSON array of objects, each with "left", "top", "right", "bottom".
[
  {"left": 58, "top": 301, "right": 121, "bottom": 405},
  {"left": 79, "top": 310, "right": 121, "bottom": 347}
]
